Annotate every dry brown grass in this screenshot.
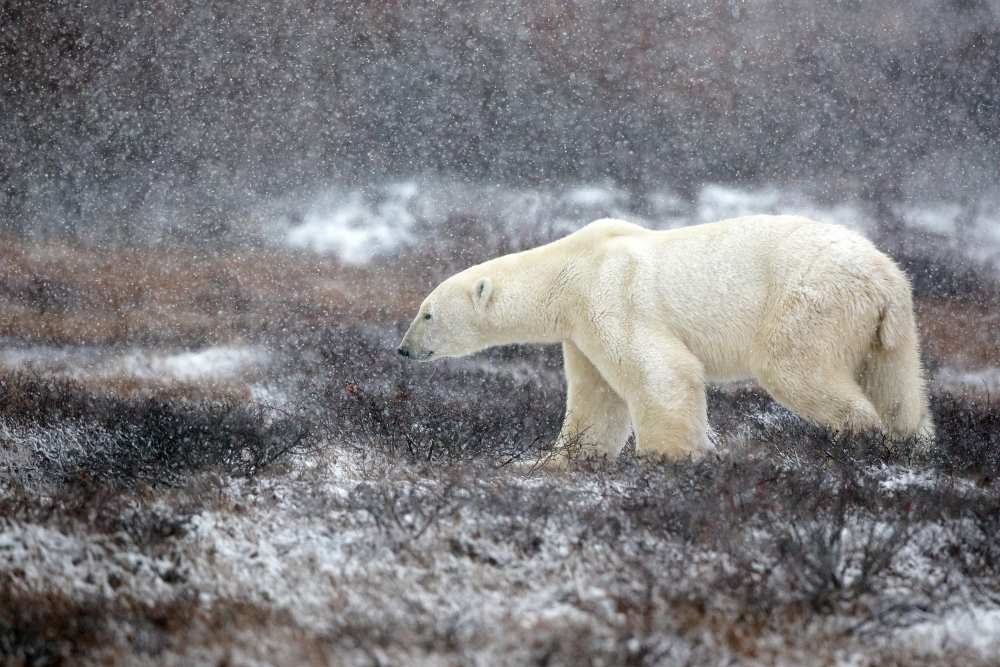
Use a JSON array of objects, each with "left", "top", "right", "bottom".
[
  {"left": 917, "top": 299, "right": 1000, "bottom": 370},
  {"left": 0, "top": 237, "right": 429, "bottom": 348}
]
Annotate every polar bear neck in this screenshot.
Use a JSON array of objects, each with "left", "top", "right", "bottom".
[{"left": 477, "top": 248, "right": 580, "bottom": 347}]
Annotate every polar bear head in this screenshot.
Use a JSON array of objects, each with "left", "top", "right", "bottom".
[{"left": 397, "top": 271, "right": 494, "bottom": 361}]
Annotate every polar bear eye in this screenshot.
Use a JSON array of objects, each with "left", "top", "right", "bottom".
[{"left": 423, "top": 313, "right": 432, "bottom": 320}]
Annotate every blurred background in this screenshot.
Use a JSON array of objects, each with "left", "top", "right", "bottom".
[{"left": 3, "top": 0, "right": 999, "bottom": 258}]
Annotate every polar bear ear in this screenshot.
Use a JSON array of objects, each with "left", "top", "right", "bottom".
[{"left": 472, "top": 277, "right": 493, "bottom": 312}]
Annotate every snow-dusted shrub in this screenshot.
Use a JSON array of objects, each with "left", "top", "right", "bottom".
[{"left": 0, "top": 371, "right": 314, "bottom": 489}]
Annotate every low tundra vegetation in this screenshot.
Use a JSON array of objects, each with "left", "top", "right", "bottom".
[{"left": 1, "top": 320, "right": 999, "bottom": 665}]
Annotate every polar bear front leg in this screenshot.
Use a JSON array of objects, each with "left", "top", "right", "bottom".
[
  {"left": 555, "top": 341, "right": 632, "bottom": 460},
  {"left": 621, "top": 335, "right": 713, "bottom": 460}
]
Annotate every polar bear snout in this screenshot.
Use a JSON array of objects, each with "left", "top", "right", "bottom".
[
  {"left": 397, "top": 331, "right": 435, "bottom": 361},
  {"left": 396, "top": 343, "right": 433, "bottom": 360}
]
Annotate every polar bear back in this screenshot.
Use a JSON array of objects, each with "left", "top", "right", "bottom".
[{"left": 567, "top": 215, "right": 904, "bottom": 381}]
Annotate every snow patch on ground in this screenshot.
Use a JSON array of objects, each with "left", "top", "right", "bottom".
[
  {"left": 447, "top": 355, "right": 558, "bottom": 385},
  {"left": 936, "top": 367, "right": 1000, "bottom": 393},
  {"left": 695, "top": 184, "right": 781, "bottom": 222},
  {"left": 900, "top": 606, "right": 1000, "bottom": 660},
  {"left": 0, "top": 523, "right": 178, "bottom": 601},
  {"left": 897, "top": 200, "right": 1000, "bottom": 266},
  {"left": 562, "top": 184, "right": 628, "bottom": 209},
  {"left": 696, "top": 183, "right": 871, "bottom": 232},
  {"left": 284, "top": 181, "right": 420, "bottom": 263},
  {"left": 0, "top": 344, "right": 269, "bottom": 385},
  {"left": 124, "top": 346, "right": 266, "bottom": 383},
  {"left": 879, "top": 468, "right": 940, "bottom": 492},
  {"left": 897, "top": 201, "right": 965, "bottom": 236}
]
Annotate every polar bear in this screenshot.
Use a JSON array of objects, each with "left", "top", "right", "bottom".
[{"left": 398, "top": 215, "right": 935, "bottom": 460}]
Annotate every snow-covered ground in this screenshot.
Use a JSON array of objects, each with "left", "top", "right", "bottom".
[
  {"left": 901, "top": 607, "right": 1000, "bottom": 661},
  {"left": 3, "top": 442, "right": 998, "bottom": 665}
]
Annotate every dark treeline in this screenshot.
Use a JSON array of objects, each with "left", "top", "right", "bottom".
[{"left": 1, "top": 0, "right": 998, "bottom": 236}]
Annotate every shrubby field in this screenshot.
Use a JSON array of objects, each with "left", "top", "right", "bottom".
[
  {"left": 3, "top": 0, "right": 999, "bottom": 662},
  {"left": 1, "top": 186, "right": 999, "bottom": 665}
]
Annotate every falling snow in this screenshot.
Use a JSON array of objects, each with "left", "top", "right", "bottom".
[{"left": 1, "top": 1, "right": 999, "bottom": 664}]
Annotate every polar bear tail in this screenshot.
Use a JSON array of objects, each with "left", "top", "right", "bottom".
[
  {"left": 876, "top": 299, "right": 908, "bottom": 351},
  {"left": 863, "top": 293, "right": 935, "bottom": 448}
]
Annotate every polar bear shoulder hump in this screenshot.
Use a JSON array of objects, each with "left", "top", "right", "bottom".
[{"left": 571, "top": 218, "right": 647, "bottom": 241}]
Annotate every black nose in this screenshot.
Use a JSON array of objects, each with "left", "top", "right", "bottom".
[{"left": 397, "top": 346, "right": 410, "bottom": 357}]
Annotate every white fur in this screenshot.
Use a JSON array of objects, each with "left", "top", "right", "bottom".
[{"left": 399, "top": 215, "right": 935, "bottom": 460}]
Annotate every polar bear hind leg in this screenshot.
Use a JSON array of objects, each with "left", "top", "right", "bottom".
[
  {"left": 766, "top": 248, "right": 935, "bottom": 450},
  {"left": 759, "top": 363, "right": 885, "bottom": 435},
  {"left": 556, "top": 341, "right": 632, "bottom": 460},
  {"left": 754, "top": 253, "right": 898, "bottom": 438}
]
